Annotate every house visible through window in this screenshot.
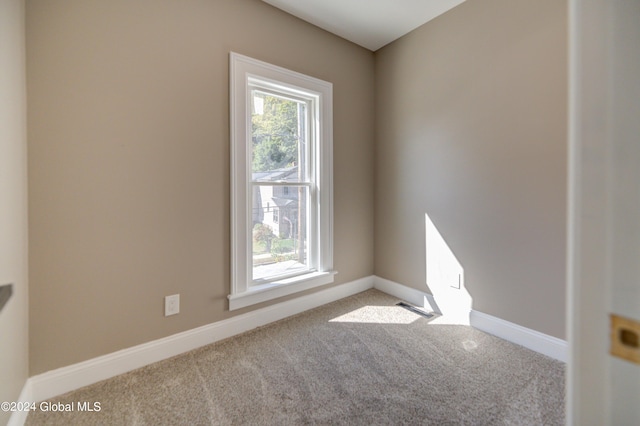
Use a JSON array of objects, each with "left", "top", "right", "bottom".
[{"left": 229, "top": 53, "right": 335, "bottom": 310}]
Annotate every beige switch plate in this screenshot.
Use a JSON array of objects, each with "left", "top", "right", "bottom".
[{"left": 610, "top": 314, "right": 640, "bottom": 365}]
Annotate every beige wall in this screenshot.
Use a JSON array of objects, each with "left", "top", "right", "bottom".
[
  {"left": 27, "top": 0, "right": 375, "bottom": 374},
  {"left": 374, "top": 0, "right": 567, "bottom": 338},
  {"left": 27, "top": 0, "right": 568, "bottom": 375},
  {"left": 0, "top": 0, "right": 29, "bottom": 423}
]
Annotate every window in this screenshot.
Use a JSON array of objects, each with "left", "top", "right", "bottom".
[{"left": 229, "top": 53, "right": 334, "bottom": 310}]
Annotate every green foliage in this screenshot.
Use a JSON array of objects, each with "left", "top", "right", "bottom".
[
  {"left": 271, "top": 238, "right": 294, "bottom": 254},
  {"left": 252, "top": 240, "right": 267, "bottom": 255},
  {"left": 253, "top": 223, "right": 275, "bottom": 251},
  {"left": 252, "top": 94, "right": 300, "bottom": 172},
  {"left": 273, "top": 253, "right": 297, "bottom": 263}
]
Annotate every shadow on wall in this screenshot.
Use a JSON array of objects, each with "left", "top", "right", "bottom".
[{"left": 424, "top": 213, "right": 473, "bottom": 325}]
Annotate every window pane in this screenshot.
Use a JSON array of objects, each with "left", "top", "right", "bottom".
[
  {"left": 251, "top": 91, "right": 307, "bottom": 179},
  {"left": 252, "top": 185, "right": 308, "bottom": 282}
]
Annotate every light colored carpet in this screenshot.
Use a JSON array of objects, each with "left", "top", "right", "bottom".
[{"left": 26, "top": 289, "right": 565, "bottom": 425}]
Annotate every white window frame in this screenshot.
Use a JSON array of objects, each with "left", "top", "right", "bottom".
[{"left": 229, "top": 52, "right": 335, "bottom": 311}]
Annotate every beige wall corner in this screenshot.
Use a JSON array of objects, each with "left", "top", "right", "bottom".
[{"left": 374, "top": 0, "right": 568, "bottom": 339}]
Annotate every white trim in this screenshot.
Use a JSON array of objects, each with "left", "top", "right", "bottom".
[
  {"left": 228, "top": 271, "right": 336, "bottom": 310},
  {"left": 23, "top": 275, "right": 566, "bottom": 405},
  {"left": 470, "top": 310, "right": 568, "bottom": 362},
  {"left": 373, "top": 276, "right": 567, "bottom": 362},
  {"left": 373, "top": 276, "right": 440, "bottom": 313},
  {"left": 7, "top": 381, "right": 33, "bottom": 426},
  {"left": 27, "top": 276, "right": 374, "bottom": 403},
  {"left": 229, "top": 52, "right": 334, "bottom": 310},
  {"left": 567, "top": 0, "right": 615, "bottom": 423}
]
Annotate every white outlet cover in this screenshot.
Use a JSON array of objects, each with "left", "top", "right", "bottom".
[{"left": 165, "top": 294, "right": 180, "bottom": 316}]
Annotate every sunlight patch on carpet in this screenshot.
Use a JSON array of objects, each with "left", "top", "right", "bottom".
[{"left": 329, "top": 305, "right": 420, "bottom": 324}]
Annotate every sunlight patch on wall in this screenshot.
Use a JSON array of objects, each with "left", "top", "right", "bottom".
[{"left": 425, "top": 213, "right": 473, "bottom": 325}]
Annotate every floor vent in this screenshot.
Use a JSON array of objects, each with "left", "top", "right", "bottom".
[{"left": 396, "top": 302, "right": 434, "bottom": 318}]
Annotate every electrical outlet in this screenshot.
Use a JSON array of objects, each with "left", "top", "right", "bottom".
[{"left": 165, "top": 294, "right": 180, "bottom": 316}]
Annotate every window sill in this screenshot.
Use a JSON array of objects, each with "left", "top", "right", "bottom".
[{"left": 228, "top": 270, "right": 337, "bottom": 311}]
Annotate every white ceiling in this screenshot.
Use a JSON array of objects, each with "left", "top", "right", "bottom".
[{"left": 262, "top": 0, "right": 467, "bottom": 51}]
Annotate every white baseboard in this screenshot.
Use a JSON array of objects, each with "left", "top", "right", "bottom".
[
  {"left": 373, "top": 276, "right": 440, "bottom": 312},
  {"left": 470, "top": 310, "right": 568, "bottom": 362},
  {"left": 25, "top": 274, "right": 566, "bottom": 407},
  {"left": 28, "top": 276, "right": 374, "bottom": 403},
  {"left": 7, "top": 381, "right": 33, "bottom": 426},
  {"left": 373, "top": 276, "right": 567, "bottom": 362}
]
